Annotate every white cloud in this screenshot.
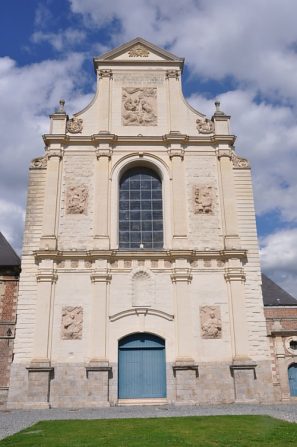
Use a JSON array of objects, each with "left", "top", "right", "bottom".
[
  {"left": 69, "top": 0, "right": 297, "bottom": 103},
  {"left": 31, "top": 29, "right": 87, "bottom": 52},
  {"left": 0, "top": 53, "right": 94, "bottom": 253},
  {"left": 260, "top": 229, "right": 297, "bottom": 297}
]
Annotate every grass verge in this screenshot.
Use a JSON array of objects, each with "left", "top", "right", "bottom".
[{"left": 1, "top": 415, "right": 297, "bottom": 447}]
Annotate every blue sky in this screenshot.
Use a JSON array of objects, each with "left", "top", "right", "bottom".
[{"left": 1, "top": 0, "right": 297, "bottom": 295}]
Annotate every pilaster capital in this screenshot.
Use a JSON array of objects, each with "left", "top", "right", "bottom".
[
  {"left": 171, "top": 268, "right": 192, "bottom": 283},
  {"left": 168, "top": 148, "right": 185, "bottom": 159},
  {"left": 91, "top": 270, "right": 112, "bottom": 283},
  {"left": 166, "top": 69, "right": 180, "bottom": 79},
  {"left": 47, "top": 148, "right": 63, "bottom": 159},
  {"left": 96, "top": 148, "right": 113, "bottom": 159},
  {"left": 224, "top": 267, "right": 246, "bottom": 283},
  {"left": 98, "top": 69, "right": 113, "bottom": 79},
  {"left": 36, "top": 270, "right": 58, "bottom": 283}
]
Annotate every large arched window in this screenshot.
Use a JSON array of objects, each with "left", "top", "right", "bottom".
[{"left": 119, "top": 166, "right": 163, "bottom": 249}]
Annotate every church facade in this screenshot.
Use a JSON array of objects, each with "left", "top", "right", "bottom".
[{"left": 8, "top": 38, "right": 276, "bottom": 408}]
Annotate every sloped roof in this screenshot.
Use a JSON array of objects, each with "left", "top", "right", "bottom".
[
  {"left": 0, "top": 232, "right": 20, "bottom": 267},
  {"left": 262, "top": 273, "right": 297, "bottom": 306}
]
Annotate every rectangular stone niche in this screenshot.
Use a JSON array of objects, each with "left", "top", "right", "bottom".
[
  {"left": 26, "top": 366, "right": 54, "bottom": 408},
  {"left": 230, "top": 363, "right": 257, "bottom": 403},
  {"left": 86, "top": 366, "right": 112, "bottom": 407}
]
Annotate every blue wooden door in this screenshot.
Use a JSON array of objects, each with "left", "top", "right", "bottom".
[
  {"left": 288, "top": 364, "right": 297, "bottom": 396},
  {"left": 118, "top": 333, "right": 166, "bottom": 399}
]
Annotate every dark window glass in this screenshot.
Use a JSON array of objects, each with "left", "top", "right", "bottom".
[{"left": 119, "top": 167, "right": 163, "bottom": 249}]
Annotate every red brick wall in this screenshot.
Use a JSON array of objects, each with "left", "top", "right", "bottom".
[
  {"left": 0, "top": 275, "right": 19, "bottom": 391},
  {"left": 264, "top": 307, "right": 297, "bottom": 333}
]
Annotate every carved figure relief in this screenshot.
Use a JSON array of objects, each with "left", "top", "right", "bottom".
[
  {"left": 61, "top": 306, "right": 83, "bottom": 340},
  {"left": 66, "top": 117, "right": 83, "bottom": 134},
  {"left": 132, "top": 269, "right": 153, "bottom": 307},
  {"left": 30, "top": 156, "right": 47, "bottom": 169},
  {"left": 122, "top": 87, "right": 157, "bottom": 126},
  {"left": 193, "top": 186, "right": 213, "bottom": 214},
  {"left": 196, "top": 117, "right": 215, "bottom": 134},
  {"left": 231, "top": 153, "right": 250, "bottom": 169},
  {"left": 66, "top": 184, "right": 88, "bottom": 214},
  {"left": 200, "top": 306, "right": 222, "bottom": 339},
  {"left": 128, "top": 45, "right": 150, "bottom": 57}
]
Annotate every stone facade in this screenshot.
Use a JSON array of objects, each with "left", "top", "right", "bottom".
[{"left": 8, "top": 38, "right": 278, "bottom": 408}]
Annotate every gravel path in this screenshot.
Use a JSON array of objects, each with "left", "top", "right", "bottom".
[{"left": 1, "top": 403, "right": 297, "bottom": 440}]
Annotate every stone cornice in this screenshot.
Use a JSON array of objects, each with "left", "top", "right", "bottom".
[
  {"left": 42, "top": 133, "right": 236, "bottom": 147},
  {"left": 33, "top": 248, "right": 247, "bottom": 261}
]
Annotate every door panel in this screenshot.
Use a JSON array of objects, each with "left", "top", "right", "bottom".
[
  {"left": 118, "top": 334, "right": 166, "bottom": 399},
  {"left": 288, "top": 364, "right": 297, "bottom": 396}
]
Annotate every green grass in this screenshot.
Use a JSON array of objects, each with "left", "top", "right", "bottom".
[{"left": 1, "top": 415, "right": 297, "bottom": 447}]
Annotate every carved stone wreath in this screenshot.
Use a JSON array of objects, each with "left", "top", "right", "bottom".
[
  {"left": 30, "top": 156, "right": 47, "bottom": 169},
  {"left": 128, "top": 45, "right": 150, "bottom": 57},
  {"left": 66, "top": 117, "right": 83, "bottom": 134},
  {"left": 196, "top": 117, "right": 215, "bottom": 134}
]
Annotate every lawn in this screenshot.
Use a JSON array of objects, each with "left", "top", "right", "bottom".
[{"left": 1, "top": 415, "right": 297, "bottom": 447}]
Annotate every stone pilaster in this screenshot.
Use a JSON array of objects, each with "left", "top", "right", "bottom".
[
  {"left": 40, "top": 149, "right": 63, "bottom": 250},
  {"left": 94, "top": 147, "right": 112, "bottom": 249},
  {"left": 166, "top": 69, "right": 181, "bottom": 132},
  {"left": 168, "top": 145, "right": 188, "bottom": 245},
  {"left": 89, "top": 269, "right": 111, "bottom": 362},
  {"left": 217, "top": 148, "right": 240, "bottom": 249},
  {"left": 97, "top": 69, "right": 113, "bottom": 132},
  {"left": 32, "top": 269, "right": 57, "bottom": 363}
]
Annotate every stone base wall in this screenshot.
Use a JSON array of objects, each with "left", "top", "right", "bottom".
[{"left": 8, "top": 359, "right": 275, "bottom": 408}]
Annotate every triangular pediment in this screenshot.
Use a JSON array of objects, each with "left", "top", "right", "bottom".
[{"left": 94, "top": 37, "right": 184, "bottom": 68}]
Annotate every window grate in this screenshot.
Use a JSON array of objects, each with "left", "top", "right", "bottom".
[{"left": 119, "top": 167, "right": 163, "bottom": 249}]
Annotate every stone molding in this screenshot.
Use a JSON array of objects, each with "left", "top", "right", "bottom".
[
  {"left": 42, "top": 133, "right": 236, "bottom": 146},
  {"left": 172, "top": 364, "right": 199, "bottom": 377},
  {"left": 109, "top": 307, "right": 174, "bottom": 322}
]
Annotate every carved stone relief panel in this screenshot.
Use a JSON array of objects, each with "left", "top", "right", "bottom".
[
  {"left": 66, "top": 117, "right": 83, "bottom": 134},
  {"left": 132, "top": 269, "right": 153, "bottom": 307},
  {"left": 193, "top": 186, "right": 213, "bottom": 214},
  {"left": 66, "top": 184, "right": 88, "bottom": 214},
  {"left": 196, "top": 117, "right": 215, "bottom": 134},
  {"left": 200, "top": 306, "right": 222, "bottom": 339},
  {"left": 61, "top": 306, "right": 83, "bottom": 340},
  {"left": 128, "top": 45, "right": 150, "bottom": 57},
  {"left": 122, "top": 87, "right": 157, "bottom": 126}
]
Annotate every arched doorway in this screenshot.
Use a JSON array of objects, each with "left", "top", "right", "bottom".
[
  {"left": 118, "top": 333, "right": 166, "bottom": 399},
  {"left": 288, "top": 363, "right": 297, "bottom": 396}
]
